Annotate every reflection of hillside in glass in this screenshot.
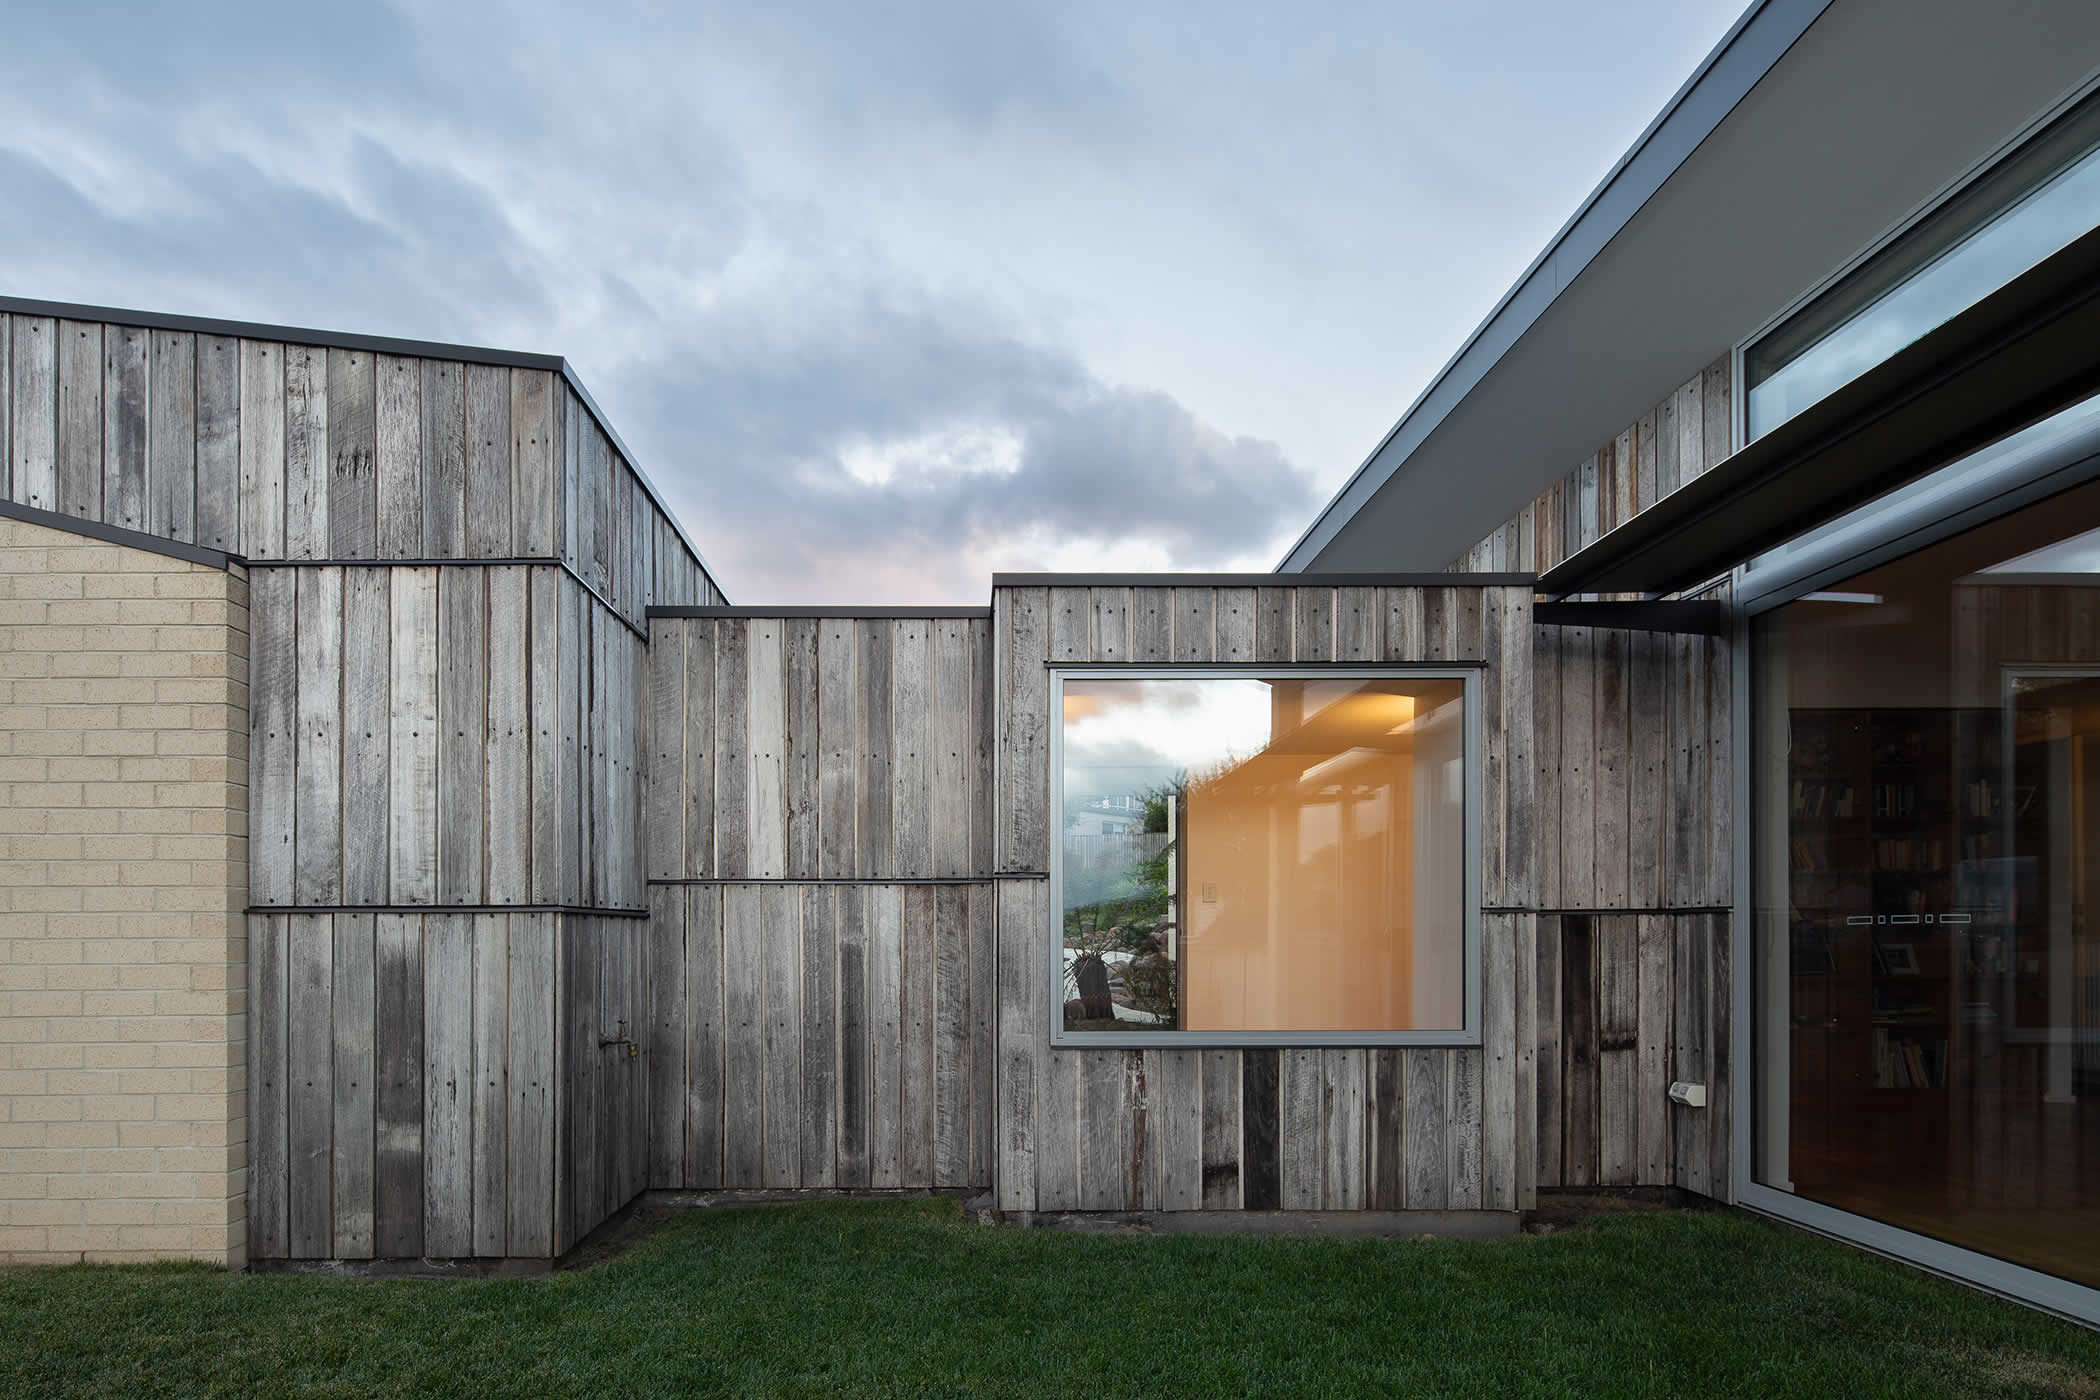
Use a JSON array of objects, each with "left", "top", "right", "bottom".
[{"left": 1060, "top": 676, "right": 1467, "bottom": 1034}]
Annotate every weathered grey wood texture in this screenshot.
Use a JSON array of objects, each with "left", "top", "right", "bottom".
[
  {"left": 992, "top": 583, "right": 1535, "bottom": 1213},
  {"left": 248, "top": 564, "right": 649, "bottom": 911},
  {"left": 645, "top": 615, "right": 993, "bottom": 880},
  {"left": 248, "top": 911, "right": 560, "bottom": 1261},
  {"left": 643, "top": 881, "right": 996, "bottom": 1192},
  {"left": 0, "top": 314, "right": 722, "bottom": 615}
]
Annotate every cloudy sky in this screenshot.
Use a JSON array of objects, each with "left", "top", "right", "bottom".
[{"left": 2, "top": 0, "right": 1744, "bottom": 602}]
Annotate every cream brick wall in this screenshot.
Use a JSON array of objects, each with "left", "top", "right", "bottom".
[{"left": 0, "top": 515, "right": 249, "bottom": 1267}]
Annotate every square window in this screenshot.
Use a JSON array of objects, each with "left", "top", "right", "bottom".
[{"left": 1052, "top": 668, "right": 1479, "bottom": 1047}]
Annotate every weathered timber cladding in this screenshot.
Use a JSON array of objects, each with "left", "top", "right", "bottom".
[
  {"left": 248, "top": 911, "right": 561, "bottom": 1261},
  {"left": 991, "top": 582, "right": 1533, "bottom": 1213},
  {"left": 646, "top": 615, "right": 994, "bottom": 880},
  {"left": 0, "top": 312, "right": 722, "bottom": 617},
  {"left": 1452, "top": 357, "right": 1733, "bottom": 576},
  {"left": 645, "top": 881, "right": 998, "bottom": 1192},
  {"left": 248, "top": 565, "right": 646, "bottom": 911}
]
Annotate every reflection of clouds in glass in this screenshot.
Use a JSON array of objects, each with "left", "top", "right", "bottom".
[
  {"left": 1751, "top": 146, "right": 2100, "bottom": 434},
  {"left": 1983, "top": 524, "right": 2100, "bottom": 575},
  {"left": 1064, "top": 679, "right": 1272, "bottom": 775}
]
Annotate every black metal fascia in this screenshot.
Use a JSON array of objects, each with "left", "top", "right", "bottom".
[{"left": 1532, "top": 599, "right": 1731, "bottom": 635}]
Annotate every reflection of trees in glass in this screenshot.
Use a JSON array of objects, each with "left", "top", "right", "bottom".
[{"left": 1064, "top": 780, "right": 1180, "bottom": 1027}]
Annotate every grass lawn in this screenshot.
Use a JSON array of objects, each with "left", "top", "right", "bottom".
[{"left": 4, "top": 1199, "right": 2098, "bottom": 1398}]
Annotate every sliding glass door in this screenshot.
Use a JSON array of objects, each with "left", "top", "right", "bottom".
[{"left": 1751, "top": 463, "right": 2100, "bottom": 1293}]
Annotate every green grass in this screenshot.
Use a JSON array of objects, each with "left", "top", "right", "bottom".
[{"left": 4, "top": 1200, "right": 2098, "bottom": 1398}]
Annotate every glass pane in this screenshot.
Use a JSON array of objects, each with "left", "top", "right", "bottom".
[
  {"left": 1753, "top": 470, "right": 2100, "bottom": 1288},
  {"left": 1746, "top": 93, "right": 2100, "bottom": 440},
  {"left": 1059, "top": 675, "right": 1466, "bottom": 1034}
]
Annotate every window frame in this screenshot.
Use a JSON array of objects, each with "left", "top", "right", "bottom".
[{"left": 1047, "top": 663, "right": 1484, "bottom": 1050}]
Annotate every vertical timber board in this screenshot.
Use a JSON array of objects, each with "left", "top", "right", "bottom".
[
  {"left": 1122, "top": 1050, "right": 1158, "bottom": 1211},
  {"left": 646, "top": 619, "right": 685, "bottom": 880},
  {"left": 836, "top": 884, "right": 871, "bottom": 1189},
  {"left": 332, "top": 913, "right": 377, "bottom": 1258},
  {"left": 1561, "top": 915, "right": 1599, "bottom": 1187},
  {"left": 816, "top": 619, "right": 856, "bottom": 879},
  {"left": 1597, "top": 915, "right": 1640, "bottom": 1185},
  {"left": 646, "top": 885, "right": 685, "bottom": 1189},
  {"left": 1636, "top": 913, "right": 1675, "bottom": 1186},
  {"left": 1000, "top": 588, "right": 1049, "bottom": 873},
  {"left": 104, "top": 325, "right": 152, "bottom": 531},
  {"left": 933, "top": 883, "right": 971, "bottom": 1188},
  {"left": 901, "top": 884, "right": 937, "bottom": 1186},
  {"left": 892, "top": 620, "right": 933, "bottom": 879},
  {"left": 147, "top": 330, "right": 197, "bottom": 542},
  {"left": 747, "top": 620, "right": 787, "bottom": 879},
  {"left": 1216, "top": 586, "right": 1255, "bottom": 662},
  {"left": 869, "top": 884, "right": 904, "bottom": 1188},
  {"left": 557, "top": 581, "right": 585, "bottom": 903},
  {"left": 239, "top": 340, "right": 285, "bottom": 558},
  {"left": 685, "top": 887, "right": 725, "bottom": 1189},
  {"left": 1278, "top": 1047, "right": 1321, "bottom": 1209},
  {"left": 327, "top": 348, "right": 376, "bottom": 558},
  {"left": 1172, "top": 586, "right": 1217, "bottom": 663},
  {"left": 1091, "top": 585, "right": 1130, "bottom": 661},
  {"left": 1705, "top": 616, "right": 1734, "bottom": 909},
  {"left": 507, "top": 911, "right": 554, "bottom": 1256},
  {"left": 714, "top": 620, "right": 749, "bottom": 879},
  {"left": 1321, "top": 1048, "right": 1367, "bottom": 1211},
  {"left": 684, "top": 620, "right": 717, "bottom": 880},
  {"left": 283, "top": 345, "right": 329, "bottom": 559},
  {"left": 1628, "top": 629, "right": 1666, "bottom": 909},
  {"left": 1078, "top": 1050, "right": 1121, "bottom": 1209},
  {"left": 56, "top": 318, "right": 102, "bottom": 520},
  {"left": 856, "top": 620, "right": 894, "bottom": 876},
  {"left": 994, "top": 878, "right": 1041, "bottom": 1211},
  {"left": 1368, "top": 1049, "right": 1403, "bottom": 1210},
  {"left": 1595, "top": 627, "right": 1630, "bottom": 909},
  {"left": 760, "top": 884, "right": 803, "bottom": 1187},
  {"left": 1708, "top": 911, "right": 1733, "bottom": 1202},
  {"left": 968, "top": 882, "right": 996, "bottom": 1187},
  {"left": 8, "top": 316, "right": 55, "bottom": 511},
  {"left": 1131, "top": 585, "right": 1170, "bottom": 662},
  {"left": 721, "top": 885, "right": 764, "bottom": 1187},
  {"left": 423, "top": 913, "right": 474, "bottom": 1256},
  {"left": 1200, "top": 1048, "right": 1241, "bottom": 1209},
  {"left": 510, "top": 368, "right": 556, "bottom": 557},
  {"left": 250, "top": 568, "right": 297, "bottom": 906},
  {"left": 1447, "top": 1048, "right": 1484, "bottom": 1210},
  {"left": 375, "top": 912, "right": 426, "bottom": 1258},
  {"left": 1501, "top": 587, "right": 1538, "bottom": 908},
  {"left": 1240, "top": 1048, "right": 1281, "bottom": 1210},
  {"left": 931, "top": 619, "right": 972, "bottom": 877},
  {"left": 486, "top": 567, "right": 530, "bottom": 902},
  {"left": 1037, "top": 1038, "right": 1080, "bottom": 1210},
  {"left": 437, "top": 566, "right": 488, "bottom": 904},
  {"left": 1515, "top": 914, "right": 1539, "bottom": 1208},
  {"left": 1535, "top": 915, "right": 1564, "bottom": 1189},
  {"left": 1482, "top": 913, "right": 1518, "bottom": 1210},
  {"left": 1533, "top": 629, "right": 1564, "bottom": 909},
  {"left": 970, "top": 618, "right": 995, "bottom": 875},
  {"left": 464, "top": 363, "right": 512, "bottom": 557},
  {"left": 247, "top": 914, "right": 289, "bottom": 1259},
  {"left": 342, "top": 568, "right": 391, "bottom": 904},
  {"left": 1402, "top": 1048, "right": 1447, "bottom": 1209},
  {"left": 800, "top": 885, "right": 839, "bottom": 1188},
  {"left": 528, "top": 568, "right": 563, "bottom": 901},
  {"left": 388, "top": 568, "right": 439, "bottom": 903},
  {"left": 1560, "top": 626, "right": 1596, "bottom": 908},
  {"left": 472, "top": 914, "right": 510, "bottom": 1257},
  {"left": 1162, "top": 1051, "right": 1210, "bottom": 1210},
  {"left": 375, "top": 354, "right": 422, "bottom": 559},
  {"left": 294, "top": 567, "right": 344, "bottom": 905},
  {"left": 784, "top": 618, "right": 821, "bottom": 879},
  {"left": 196, "top": 335, "right": 240, "bottom": 551}
]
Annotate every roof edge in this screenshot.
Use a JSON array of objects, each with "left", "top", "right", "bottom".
[{"left": 1275, "top": 0, "right": 1831, "bottom": 573}]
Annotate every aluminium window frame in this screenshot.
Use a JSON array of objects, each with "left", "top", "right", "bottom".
[
  {"left": 1048, "top": 663, "right": 1483, "bottom": 1050},
  {"left": 1728, "top": 400, "right": 2100, "bottom": 1328}
]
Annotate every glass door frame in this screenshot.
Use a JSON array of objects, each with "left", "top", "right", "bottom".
[{"left": 1730, "top": 396, "right": 2100, "bottom": 1328}]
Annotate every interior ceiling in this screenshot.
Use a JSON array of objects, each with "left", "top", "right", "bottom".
[{"left": 1301, "top": 0, "right": 2100, "bottom": 573}]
